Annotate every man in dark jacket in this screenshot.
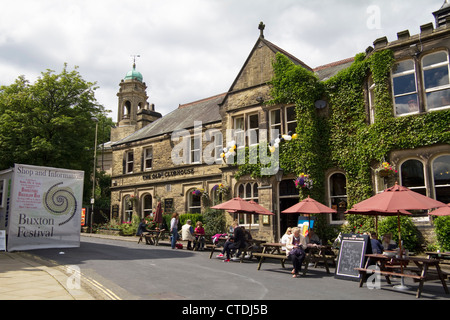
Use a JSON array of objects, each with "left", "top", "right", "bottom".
[{"left": 223, "top": 222, "right": 247, "bottom": 262}]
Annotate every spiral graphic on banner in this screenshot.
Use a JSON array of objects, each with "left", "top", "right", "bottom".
[{"left": 43, "top": 182, "right": 77, "bottom": 226}]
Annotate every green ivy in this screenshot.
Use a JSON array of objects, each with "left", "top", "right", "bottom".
[{"left": 235, "top": 50, "right": 450, "bottom": 241}]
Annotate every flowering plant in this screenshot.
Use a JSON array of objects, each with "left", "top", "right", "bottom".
[
  {"left": 212, "top": 183, "right": 229, "bottom": 195},
  {"left": 192, "top": 188, "right": 204, "bottom": 196},
  {"left": 126, "top": 195, "right": 138, "bottom": 206},
  {"left": 192, "top": 188, "right": 209, "bottom": 200},
  {"left": 294, "top": 173, "right": 313, "bottom": 189},
  {"left": 377, "top": 162, "right": 397, "bottom": 177}
]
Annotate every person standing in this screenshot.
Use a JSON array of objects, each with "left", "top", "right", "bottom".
[{"left": 170, "top": 212, "right": 179, "bottom": 249}]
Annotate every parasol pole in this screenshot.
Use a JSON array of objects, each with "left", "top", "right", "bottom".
[
  {"left": 375, "top": 216, "right": 378, "bottom": 239},
  {"left": 394, "top": 211, "right": 410, "bottom": 290}
]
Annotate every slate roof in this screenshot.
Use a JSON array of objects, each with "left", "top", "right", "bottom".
[
  {"left": 313, "top": 57, "right": 355, "bottom": 81},
  {"left": 113, "top": 93, "right": 226, "bottom": 146}
]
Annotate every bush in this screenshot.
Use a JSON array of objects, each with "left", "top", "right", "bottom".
[
  {"left": 378, "top": 216, "right": 420, "bottom": 252},
  {"left": 202, "top": 209, "right": 226, "bottom": 235},
  {"left": 179, "top": 213, "right": 203, "bottom": 227},
  {"left": 433, "top": 216, "right": 450, "bottom": 251}
]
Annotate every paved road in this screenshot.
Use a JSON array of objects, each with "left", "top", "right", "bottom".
[{"left": 28, "top": 235, "right": 449, "bottom": 301}]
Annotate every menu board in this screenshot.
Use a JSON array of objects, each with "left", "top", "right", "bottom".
[{"left": 335, "top": 233, "right": 371, "bottom": 281}]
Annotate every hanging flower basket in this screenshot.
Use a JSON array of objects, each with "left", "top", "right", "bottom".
[
  {"left": 377, "top": 162, "right": 397, "bottom": 177},
  {"left": 212, "top": 183, "right": 229, "bottom": 196},
  {"left": 294, "top": 173, "right": 313, "bottom": 189},
  {"left": 126, "top": 195, "right": 138, "bottom": 206}
]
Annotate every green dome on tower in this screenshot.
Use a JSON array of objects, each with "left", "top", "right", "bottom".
[{"left": 124, "top": 63, "right": 143, "bottom": 82}]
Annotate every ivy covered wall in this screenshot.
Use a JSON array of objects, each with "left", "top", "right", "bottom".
[{"left": 236, "top": 50, "right": 450, "bottom": 237}]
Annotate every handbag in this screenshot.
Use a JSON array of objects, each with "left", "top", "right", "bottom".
[{"left": 289, "top": 246, "right": 305, "bottom": 257}]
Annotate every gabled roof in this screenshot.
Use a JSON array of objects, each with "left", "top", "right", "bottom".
[
  {"left": 113, "top": 93, "right": 225, "bottom": 146},
  {"left": 262, "top": 38, "right": 313, "bottom": 72}
]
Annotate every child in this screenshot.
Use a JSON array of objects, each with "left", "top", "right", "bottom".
[{"left": 194, "top": 221, "right": 206, "bottom": 251}]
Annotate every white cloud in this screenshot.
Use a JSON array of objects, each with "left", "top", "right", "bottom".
[{"left": 0, "top": 0, "right": 444, "bottom": 121}]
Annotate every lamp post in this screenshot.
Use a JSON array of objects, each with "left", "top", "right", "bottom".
[
  {"left": 274, "top": 167, "right": 283, "bottom": 241},
  {"left": 90, "top": 117, "right": 99, "bottom": 233}
]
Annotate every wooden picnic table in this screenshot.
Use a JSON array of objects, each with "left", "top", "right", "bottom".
[
  {"left": 426, "top": 251, "right": 450, "bottom": 260},
  {"left": 143, "top": 229, "right": 170, "bottom": 245},
  {"left": 355, "top": 254, "right": 449, "bottom": 298},
  {"left": 253, "top": 243, "right": 335, "bottom": 275},
  {"left": 253, "top": 243, "right": 287, "bottom": 270}
]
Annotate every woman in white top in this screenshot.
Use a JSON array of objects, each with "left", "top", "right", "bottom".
[
  {"left": 170, "top": 212, "right": 179, "bottom": 249},
  {"left": 280, "top": 227, "right": 292, "bottom": 251}
]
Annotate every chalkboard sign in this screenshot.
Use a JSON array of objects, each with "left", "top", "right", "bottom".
[
  {"left": 164, "top": 198, "right": 173, "bottom": 214},
  {"left": 335, "top": 233, "right": 371, "bottom": 281}
]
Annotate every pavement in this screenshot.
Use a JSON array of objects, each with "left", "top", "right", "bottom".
[
  {"left": 0, "top": 233, "right": 137, "bottom": 300},
  {"left": 0, "top": 250, "right": 96, "bottom": 300},
  {"left": 1, "top": 233, "right": 449, "bottom": 300}
]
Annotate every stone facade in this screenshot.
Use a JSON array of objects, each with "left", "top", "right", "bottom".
[{"left": 109, "top": 8, "right": 450, "bottom": 243}]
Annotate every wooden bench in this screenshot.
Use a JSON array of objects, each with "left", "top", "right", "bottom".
[
  {"left": 355, "top": 266, "right": 448, "bottom": 298},
  {"left": 253, "top": 253, "right": 287, "bottom": 270}
]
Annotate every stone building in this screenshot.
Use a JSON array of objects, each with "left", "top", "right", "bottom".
[{"left": 109, "top": 4, "right": 450, "bottom": 242}]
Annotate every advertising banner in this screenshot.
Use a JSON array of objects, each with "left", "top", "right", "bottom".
[{"left": 7, "top": 164, "right": 84, "bottom": 251}]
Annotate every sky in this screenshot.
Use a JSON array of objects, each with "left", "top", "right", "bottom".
[{"left": 0, "top": 0, "right": 443, "bottom": 122}]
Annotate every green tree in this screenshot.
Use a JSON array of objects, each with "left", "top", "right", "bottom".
[{"left": 0, "top": 64, "right": 111, "bottom": 203}]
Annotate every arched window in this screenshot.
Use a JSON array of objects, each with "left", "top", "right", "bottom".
[
  {"left": 123, "top": 101, "right": 131, "bottom": 119},
  {"left": 329, "top": 173, "right": 347, "bottom": 223},
  {"left": 123, "top": 195, "right": 133, "bottom": 223},
  {"left": 142, "top": 194, "right": 153, "bottom": 218},
  {"left": 400, "top": 159, "right": 426, "bottom": 196},
  {"left": 187, "top": 189, "right": 201, "bottom": 214},
  {"left": 432, "top": 155, "right": 450, "bottom": 203},
  {"left": 235, "top": 182, "right": 259, "bottom": 225}
]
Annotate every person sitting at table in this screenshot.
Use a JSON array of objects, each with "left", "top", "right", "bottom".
[
  {"left": 308, "top": 229, "right": 321, "bottom": 245},
  {"left": 370, "top": 232, "right": 384, "bottom": 254},
  {"left": 222, "top": 221, "right": 246, "bottom": 262},
  {"left": 280, "top": 227, "right": 292, "bottom": 251},
  {"left": 381, "top": 232, "right": 397, "bottom": 251},
  {"left": 181, "top": 220, "right": 196, "bottom": 250},
  {"left": 136, "top": 218, "right": 149, "bottom": 236},
  {"left": 194, "top": 221, "right": 206, "bottom": 251},
  {"left": 286, "top": 227, "right": 309, "bottom": 278}
]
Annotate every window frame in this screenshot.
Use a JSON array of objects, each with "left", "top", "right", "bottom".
[
  {"left": 391, "top": 59, "right": 420, "bottom": 117},
  {"left": 235, "top": 182, "right": 260, "bottom": 226},
  {"left": 431, "top": 154, "right": 450, "bottom": 203},
  {"left": 125, "top": 151, "right": 134, "bottom": 174},
  {"left": 421, "top": 50, "right": 450, "bottom": 112},
  {"left": 143, "top": 147, "right": 153, "bottom": 171},
  {"left": 328, "top": 172, "right": 347, "bottom": 224}
]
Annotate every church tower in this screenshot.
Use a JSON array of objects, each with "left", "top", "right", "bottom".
[{"left": 111, "top": 59, "right": 162, "bottom": 142}]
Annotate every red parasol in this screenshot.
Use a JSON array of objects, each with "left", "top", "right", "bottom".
[
  {"left": 211, "top": 197, "right": 273, "bottom": 215},
  {"left": 282, "top": 196, "right": 336, "bottom": 236},
  {"left": 153, "top": 201, "right": 163, "bottom": 224},
  {"left": 351, "top": 183, "right": 446, "bottom": 212},
  {"left": 429, "top": 203, "right": 450, "bottom": 216},
  {"left": 282, "top": 196, "right": 337, "bottom": 214},
  {"left": 346, "top": 182, "right": 446, "bottom": 290}
]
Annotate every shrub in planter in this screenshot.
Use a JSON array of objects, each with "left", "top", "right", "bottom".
[
  {"left": 378, "top": 216, "right": 420, "bottom": 252},
  {"left": 433, "top": 216, "right": 450, "bottom": 251}
]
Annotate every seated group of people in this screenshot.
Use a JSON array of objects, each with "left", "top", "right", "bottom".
[
  {"left": 181, "top": 220, "right": 206, "bottom": 250},
  {"left": 370, "top": 232, "right": 398, "bottom": 254}
]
